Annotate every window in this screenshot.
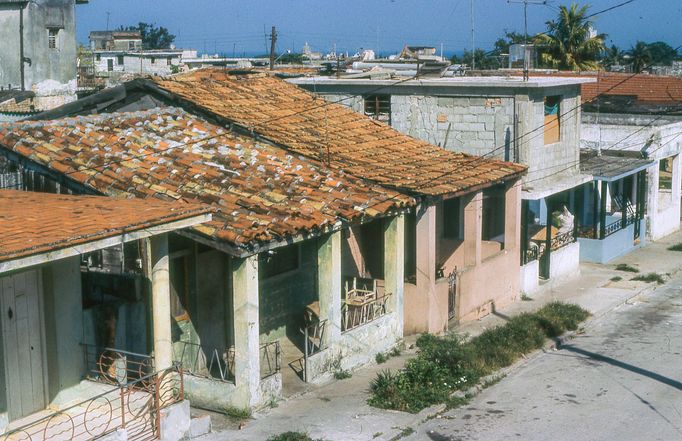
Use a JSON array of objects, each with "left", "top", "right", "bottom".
[
  {"left": 167, "top": 57, "right": 172, "bottom": 66},
  {"left": 170, "top": 255, "right": 190, "bottom": 320},
  {"left": 544, "top": 95, "right": 561, "bottom": 145},
  {"left": 150, "top": 57, "right": 156, "bottom": 64},
  {"left": 443, "top": 197, "right": 462, "bottom": 239},
  {"left": 482, "top": 186, "right": 506, "bottom": 246},
  {"left": 364, "top": 94, "right": 391, "bottom": 123},
  {"left": 117, "top": 55, "right": 124, "bottom": 65},
  {"left": 259, "top": 244, "right": 299, "bottom": 278},
  {"left": 128, "top": 40, "right": 136, "bottom": 50},
  {"left": 95, "top": 53, "right": 101, "bottom": 61},
  {"left": 47, "top": 28, "right": 59, "bottom": 49},
  {"left": 107, "top": 59, "right": 113, "bottom": 72}
]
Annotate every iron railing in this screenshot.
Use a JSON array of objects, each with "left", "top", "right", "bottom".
[
  {"left": 83, "top": 344, "right": 155, "bottom": 386},
  {"left": 549, "top": 230, "right": 577, "bottom": 251},
  {"left": 341, "top": 293, "right": 391, "bottom": 332},
  {"left": 260, "top": 340, "right": 281, "bottom": 379},
  {"left": 522, "top": 245, "right": 540, "bottom": 264},
  {"left": 447, "top": 271, "right": 457, "bottom": 321},
  {"left": 173, "top": 342, "right": 234, "bottom": 383},
  {"left": 1, "top": 364, "right": 184, "bottom": 441}
]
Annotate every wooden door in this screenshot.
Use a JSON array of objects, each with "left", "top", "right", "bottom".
[{"left": 1, "top": 270, "right": 46, "bottom": 421}]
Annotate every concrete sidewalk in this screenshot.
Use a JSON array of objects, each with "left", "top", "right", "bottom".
[{"left": 199, "top": 230, "right": 682, "bottom": 441}]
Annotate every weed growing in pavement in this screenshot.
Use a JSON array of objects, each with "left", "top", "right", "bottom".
[
  {"left": 333, "top": 369, "right": 352, "bottom": 380},
  {"left": 667, "top": 243, "right": 682, "bottom": 252},
  {"left": 368, "top": 302, "right": 590, "bottom": 413},
  {"left": 615, "top": 263, "right": 639, "bottom": 273},
  {"left": 266, "top": 432, "right": 326, "bottom": 441},
  {"left": 610, "top": 276, "right": 623, "bottom": 282},
  {"left": 631, "top": 273, "right": 666, "bottom": 285},
  {"left": 521, "top": 293, "right": 533, "bottom": 301},
  {"left": 376, "top": 352, "right": 389, "bottom": 364},
  {"left": 223, "top": 406, "right": 251, "bottom": 419}
]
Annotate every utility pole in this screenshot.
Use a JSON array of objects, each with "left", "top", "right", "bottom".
[
  {"left": 470, "top": 0, "right": 475, "bottom": 70},
  {"left": 269, "top": 25, "right": 277, "bottom": 70},
  {"left": 508, "top": 0, "right": 546, "bottom": 80},
  {"left": 105, "top": 11, "right": 110, "bottom": 31}
]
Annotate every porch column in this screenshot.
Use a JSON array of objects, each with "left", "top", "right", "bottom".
[
  {"left": 672, "top": 155, "right": 681, "bottom": 213},
  {"left": 232, "top": 255, "right": 260, "bottom": 408},
  {"left": 463, "top": 192, "right": 482, "bottom": 266},
  {"left": 599, "top": 180, "right": 607, "bottom": 239},
  {"left": 504, "top": 180, "right": 521, "bottom": 251},
  {"left": 415, "top": 202, "right": 439, "bottom": 332},
  {"left": 318, "top": 231, "right": 342, "bottom": 345},
  {"left": 150, "top": 234, "right": 173, "bottom": 371},
  {"left": 384, "top": 214, "right": 405, "bottom": 336}
]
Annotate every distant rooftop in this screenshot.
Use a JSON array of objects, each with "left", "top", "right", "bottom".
[{"left": 290, "top": 75, "right": 595, "bottom": 89}]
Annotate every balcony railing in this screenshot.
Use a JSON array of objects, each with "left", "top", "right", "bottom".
[
  {"left": 550, "top": 230, "right": 577, "bottom": 251},
  {"left": 173, "top": 341, "right": 234, "bottom": 383},
  {"left": 341, "top": 293, "right": 391, "bottom": 332},
  {"left": 1, "top": 364, "right": 184, "bottom": 441},
  {"left": 82, "top": 344, "right": 154, "bottom": 386},
  {"left": 173, "top": 340, "right": 281, "bottom": 382}
]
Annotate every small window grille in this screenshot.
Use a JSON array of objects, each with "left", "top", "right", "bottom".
[
  {"left": 48, "top": 28, "right": 59, "bottom": 49},
  {"left": 364, "top": 94, "right": 391, "bottom": 123}
]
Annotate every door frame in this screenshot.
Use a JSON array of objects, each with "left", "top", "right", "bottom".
[{"left": 0, "top": 268, "right": 49, "bottom": 421}]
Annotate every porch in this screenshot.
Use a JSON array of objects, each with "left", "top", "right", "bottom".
[
  {"left": 577, "top": 154, "right": 651, "bottom": 263},
  {"left": 403, "top": 180, "right": 522, "bottom": 334}
]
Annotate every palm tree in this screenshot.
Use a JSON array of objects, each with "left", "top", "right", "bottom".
[
  {"left": 602, "top": 45, "right": 624, "bottom": 68},
  {"left": 628, "top": 41, "right": 652, "bottom": 73},
  {"left": 534, "top": 3, "right": 606, "bottom": 71}
]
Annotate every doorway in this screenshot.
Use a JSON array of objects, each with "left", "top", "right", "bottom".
[{"left": 0, "top": 270, "right": 47, "bottom": 421}]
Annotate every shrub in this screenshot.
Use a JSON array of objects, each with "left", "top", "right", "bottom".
[
  {"left": 610, "top": 276, "right": 622, "bottom": 282},
  {"left": 375, "top": 352, "right": 389, "bottom": 364},
  {"left": 368, "top": 302, "right": 590, "bottom": 413},
  {"left": 667, "top": 243, "right": 682, "bottom": 252},
  {"left": 267, "top": 432, "right": 325, "bottom": 441}
]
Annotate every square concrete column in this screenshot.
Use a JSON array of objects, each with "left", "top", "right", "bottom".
[
  {"left": 415, "top": 203, "right": 440, "bottom": 333},
  {"left": 646, "top": 164, "right": 659, "bottom": 215},
  {"left": 317, "top": 231, "right": 342, "bottom": 345},
  {"left": 232, "top": 255, "right": 260, "bottom": 408},
  {"left": 384, "top": 214, "right": 405, "bottom": 336},
  {"left": 671, "top": 155, "right": 681, "bottom": 206},
  {"left": 463, "top": 192, "right": 483, "bottom": 267},
  {"left": 505, "top": 180, "right": 522, "bottom": 251},
  {"left": 150, "top": 234, "right": 173, "bottom": 371}
]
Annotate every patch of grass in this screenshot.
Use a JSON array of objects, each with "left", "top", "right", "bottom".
[
  {"left": 615, "top": 263, "right": 639, "bottom": 273},
  {"left": 376, "top": 352, "right": 389, "bottom": 364},
  {"left": 266, "top": 432, "right": 326, "bottom": 441},
  {"left": 334, "top": 369, "right": 352, "bottom": 380},
  {"left": 667, "top": 243, "right": 682, "bottom": 252},
  {"left": 368, "top": 302, "right": 590, "bottom": 413},
  {"left": 390, "top": 346, "right": 402, "bottom": 357},
  {"left": 610, "top": 276, "right": 623, "bottom": 282},
  {"left": 445, "top": 394, "right": 471, "bottom": 410},
  {"left": 373, "top": 432, "right": 383, "bottom": 439},
  {"left": 631, "top": 272, "right": 666, "bottom": 285},
  {"left": 223, "top": 406, "right": 251, "bottom": 419},
  {"left": 521, "top": 293, "right": 533, "bottom": 301}
]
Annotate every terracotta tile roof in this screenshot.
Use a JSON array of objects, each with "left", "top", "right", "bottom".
[
  {"left": 0, "top": 190, "right": 211, "bottom": 262},
  {"left": 151, "top": 69, "right": 526, "bottom": 196},
  {"left": 580, "top": 72, "right": 682, "bottom": 104},
  {"left": 0, "top": 108, "right": 412, "bottom": 253}
]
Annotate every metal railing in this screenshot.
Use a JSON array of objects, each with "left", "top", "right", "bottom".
[
  {"left": 83, "top": 344, "right": 154, "bottom": 386},
  {"left": 299, "top": 319, "right": 326, "bottom": 383},
  {"left": 173, "top": 341, "right": 234, "bottom": 383},
  {"left": 1, "top": 364, "right": 184, "bottom": 441},
  {"left": 447, "top": 271, "right": 457, "bottom": 321},
  {"left": 549, "top": 230, "right": 577, "bottom": 251},
  {"left": 522, "top": 245, "right": 540, "bottom": 264},
  {"left": 341, "top": 293, "right": 391, "bottom": 332},
  {"left": 260, "top": 341, "right": 281, "bottom": 379},
  {"left": 604, "top": 218, "right": 624, "bottom": 238}
]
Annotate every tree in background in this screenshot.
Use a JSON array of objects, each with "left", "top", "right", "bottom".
[
  {"left": 534, "top": 3, "right": 606, "bottom": 70},
  {"left": 646, "top": 42, "right": 679, "bottom": 66},
  {"left": 450, "top": 31, "right": 524, "bottom": 70},
  {"left": 628, "top": 41, "right": 652, "bottom": 73},
  {"left": 602, "top": 44, "right": 624, "bottom": 68},
  {"left": 120, "top": 23, "right": 175, "bottom": 50}
]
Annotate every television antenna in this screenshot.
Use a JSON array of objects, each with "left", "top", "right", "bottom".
[{"left": 507, "top": 0, "right": 546, "bottom": 80}]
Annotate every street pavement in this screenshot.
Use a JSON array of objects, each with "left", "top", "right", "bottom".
[{"left": 406, "top": 272, "right": 682, "bottom": 441}]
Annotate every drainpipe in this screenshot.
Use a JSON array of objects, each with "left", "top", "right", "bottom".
[{"left": 19, "top": 2, "right": 26, "bottom": 91}]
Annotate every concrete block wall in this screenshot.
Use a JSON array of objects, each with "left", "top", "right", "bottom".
[{"left": 390, "top": 95, "right": 515, "bottom": 159}]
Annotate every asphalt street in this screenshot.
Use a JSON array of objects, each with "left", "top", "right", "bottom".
[{"left": 407, "top": 275, "right": 682, "bottom": 441}]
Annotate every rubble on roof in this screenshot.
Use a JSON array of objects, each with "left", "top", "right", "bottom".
[
  {"left": 150, "top": 69, "right": 526, "bottom": 196},
  {"left": 0, "top": 108, "right": 413, "bottom": 253}
]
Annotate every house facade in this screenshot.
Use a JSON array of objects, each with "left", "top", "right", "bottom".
[
  {"left": 0, "top": 190, "right": 211, "bottom": 439},
  {"left": 0, "top": 108, "right": 413, "bottom": 411},
  {"left": 290, "top": 75, "right": 592, "bottom": 293},
  {"left": 0, "top": 0, "right": 85, "bottom": 118}
]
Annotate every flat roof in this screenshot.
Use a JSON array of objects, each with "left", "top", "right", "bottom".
[
  {"left": 290, "top": 75, "right": 595, "bottom": 89},
  {"left": 580, "top": 151, "right": 654, "bottom": 182},
  {"left": 0, "top": 190, "right": 212, "bottom": 271}
]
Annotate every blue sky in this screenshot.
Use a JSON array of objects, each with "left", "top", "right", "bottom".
[{"left": 76, "top": 1, "right": 681, "bottom": 56}]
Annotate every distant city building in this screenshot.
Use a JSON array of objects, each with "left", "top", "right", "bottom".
[{"left": 0, "top": 0, "right": 87, "bottom": 119}]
